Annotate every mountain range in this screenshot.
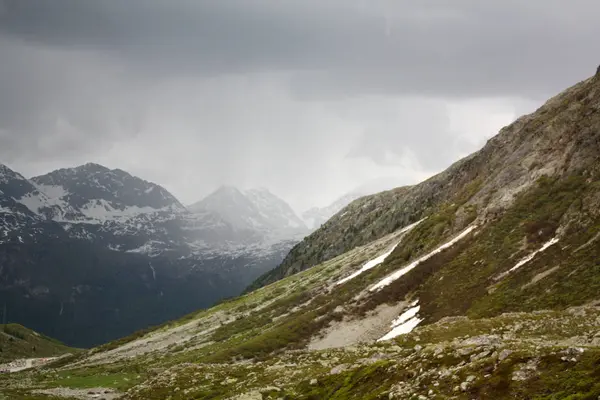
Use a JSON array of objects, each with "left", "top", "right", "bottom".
[{"left": 0, "top": 163, "right": 316, "bottom": 346}]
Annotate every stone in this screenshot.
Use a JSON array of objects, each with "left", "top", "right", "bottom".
[
  {"left": 330, "top": 364, "right": 349, "bottom": 375},
  {"left": 498, "top": 349, "right": 513, "bottom": 362}
]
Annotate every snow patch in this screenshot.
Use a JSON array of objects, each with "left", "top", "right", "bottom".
[
  {"left": 370, "top": 225, "right": 477, "bottom": 291},
  {"left": 335, "top": 219, "right": 426, "bottom": 286},
  {"left": 33, "top": 183, "right": 69, "bottom": 200},
  {"left": 80, "top": 199, "right": 175, "bottom": 223},
  {"left": 125, "top": 241, "right": 163, "bottom": 256},
  {"left": 378, "top": 300, "right": 422, "bottom": 341},
  {"left": 15, "top": 192, "right": 47, "bottom": 214},
  {"left": 149, "top": 263, "right": 157, "bottom": 281},
  {"left": 497, "top": 237, "right": 559, "bottom": 280}
]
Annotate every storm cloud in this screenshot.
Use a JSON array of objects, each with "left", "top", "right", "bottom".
[{"left": 0, "top": 0, "right": 598, "bottom": 210}]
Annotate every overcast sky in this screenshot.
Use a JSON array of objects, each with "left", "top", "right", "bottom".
[{"left": 0, "top": 1, "right": 598, "bottom": 211}]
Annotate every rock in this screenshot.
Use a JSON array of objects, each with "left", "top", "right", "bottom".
[
  {"left": 310, "top": 378, "right": 318, "bottom": 385},
  {"left": 466, "top": 375, "right": 476, "bottom": 383},
  {"left": 460, "top": 334, "right": 501, "bottom": 347},
  {"left": 498, "top": 349, "right": 513, "bottom": 361},
  {"left": 414, "top": 344, "right": 423, "bottom": 352},
  {"left": 471, "top": 350, "right": 491, "bottom": 361},
  {"left": 235, "top": 391, "right": 263, "bottom": 400},
  {"left": 330, "top": 364, "right": 349, "bottom": 375},
  {"left": 460, "top": 381, "right": 470, "bottom": 391},
  {"left": 512, "top": 360, "right": 539, "bottom": 381}
]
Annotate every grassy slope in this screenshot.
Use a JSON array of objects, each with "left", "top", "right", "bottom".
[
  {"left": 122, "top": 307, "right": 600, "bottom": 399},
  {"left": 4, "top": 173, "right": 597, "bottom": 397},
  {"left": 0, "top": 324, "right": 75, "bottom": 363}
]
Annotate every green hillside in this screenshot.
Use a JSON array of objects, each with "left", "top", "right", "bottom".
[{"left": 0, "top": 324, "right": 75, "bottom": 363}]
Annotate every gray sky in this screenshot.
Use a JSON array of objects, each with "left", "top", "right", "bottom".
[{"left": 0, "top": 0, "right": 598, "bottom": 211}]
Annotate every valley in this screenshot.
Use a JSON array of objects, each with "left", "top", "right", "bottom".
[
  {"left": 0, "top": 164, "right": 320, "bottom": 347},
  {"left": 0, "top": 72, "right": 599, "bottom": 398}
]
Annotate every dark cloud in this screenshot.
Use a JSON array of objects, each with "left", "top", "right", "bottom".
[
  {"left": 2, "top": 0, "right": 597, "bottom": 96},
  {"left": 0, "top": 0, "right": 596, "bottom": 209}
]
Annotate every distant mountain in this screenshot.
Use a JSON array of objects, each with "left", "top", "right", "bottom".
[
  {"left": 301, "top": 177, "right": 406, "bottom": 230},
  {"left": 301, "top": 192, "right": 364, "bottom": 230},
  {"left": 0, "top": 163, "right": 305, "bottom": 347},
  {"left": 189, "top": 186, "right": 307, "bottom": 237},
  {"left": 31, "top": 163, "right": 185, "bottom": 224}
]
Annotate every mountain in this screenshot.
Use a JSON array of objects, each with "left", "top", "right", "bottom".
[
  {"left": 3, "top": 72, "right": 600, "bottom": 399},
  {"left": 0, "top": 164, "right": 305, "bottom": 347},
  {"left": 31, "top": 162, "right": 185, "bottom": 224},
  {"left": 0, "top": 323, "right": 75, "bottom": 365},
  {"left": 189, "top": 186, "right": 307, "bottom": 235},
  {"left": 252, "top": 73, "right": 600, "bottom": 288},
  {"left": 301, "top": 177, "right": 407, "bottom": 230},
  {"left": 301, "top": 192, "right": 364, "bottom": 230}
]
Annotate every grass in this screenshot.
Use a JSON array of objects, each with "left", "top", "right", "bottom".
[
  {"left": 291, "top": 360, "right": 398, "bottom": 400},
  {"left": 469, "top": 350, "right": 600, "bottom": 399},
  {"left": 50, "top": 371, "right": 142, "bottom": 390},
  {"left": 0, "top": 324, "right": 76, "bottom": 363}
]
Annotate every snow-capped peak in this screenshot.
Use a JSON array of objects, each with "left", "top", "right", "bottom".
[
  {"left": 31, "top": 163, "right": 186, "bottom": 223},
  {"left": 189, "top": 186, "right": 307, "bottom": 235}
]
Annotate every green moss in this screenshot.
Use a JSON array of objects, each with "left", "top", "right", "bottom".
[
  {"left": 292, "top": 361, "right": 398, "bottom": 400},
  {"left": 469, "top": 350, "right": 600, "bottom": 400}
]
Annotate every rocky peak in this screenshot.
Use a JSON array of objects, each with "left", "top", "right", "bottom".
[
  {"left": 190, "top": 186, "right": 307, "bottom": 235},
  {"left": 32, "top": 163, "right": 185, "bottom": 220}
]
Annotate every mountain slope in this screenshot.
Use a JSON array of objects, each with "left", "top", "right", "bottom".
[
  {"left": 0, "top": 323, "right": 75, "bottom": 364},
  {"left": 0, "top": 166, "right": 304, "bottom": 347},
  {"left": 252, "top": 74, "right": 600, "bottom": 289},
  {"left": 32, "top": 163, "right": 185, "bottom": 224},
  {"left": 301, "top": 178, "right": 406, "bottom": 230},
  {"left": 301, "top": 192, "right": 364, "bottom": 230}
]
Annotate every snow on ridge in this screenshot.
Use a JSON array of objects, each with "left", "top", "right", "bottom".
[
  {"left": 370, "top": 225, "right": 477, "bottom": 292},
  {"left": 33, "top": 183, "right": 68, "bottom": 200},
  {"left": 125, "top": 241, "right": 164, "bottom": 256},
  {"left": 378, "top": 300, "right": 422, "bottom": 341},
  {"left": 496, "top": 237, "right": 560, "bottom": 280},
  {"left": 79, "top": 199, "right": 181, "bottom": 223},
  {"left": 15, "top": 192, "right": 48, "bottom": 214},
  {"left": 335, "top": 218, "right": 426, "bottom": 286}
]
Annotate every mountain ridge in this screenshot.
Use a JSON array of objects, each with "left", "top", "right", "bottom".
[
  {"left": 0, "top": 163, "right": 308, "bottom": 346},
  {"left": 250, "top": 74, "right": 600, "bottom": 289}
]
